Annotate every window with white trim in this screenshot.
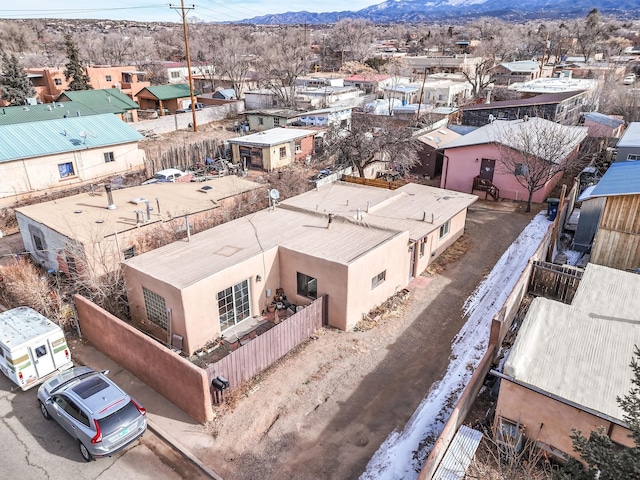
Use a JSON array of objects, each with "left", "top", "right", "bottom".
[
  {"left": 295, "top": 140, "right": 302, "bottom": 152},
  {"left": 104, "top": 152, "right": 115, "bottom": 163},
  {"left": 371, "top": 271, "right": 386, "bottom": 289},
  {"left": 439, "top": 219, "right": 450, "bottom": 239}
]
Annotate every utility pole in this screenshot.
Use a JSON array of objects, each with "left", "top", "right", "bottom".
[{"left": 170, "top": 2, "right": 198, "bottom": 132}]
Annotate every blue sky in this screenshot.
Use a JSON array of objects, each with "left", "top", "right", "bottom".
[{"left": 2, "top": 1, "right": 382, "bottom": 23}]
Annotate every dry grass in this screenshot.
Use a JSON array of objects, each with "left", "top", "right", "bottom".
[
  {"left": 424, "top": 234, "right": 473, "bottom": 275},
  {"left": 353, "top": 288, "right": 411, "bottom": 332}
]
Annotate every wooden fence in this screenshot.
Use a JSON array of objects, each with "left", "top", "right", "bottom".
[
  {"left": 141, "top": 138, "right": 226, "bottom": 175},
  {"left": 205, "top": 296, "right": 326, "bottom": 389},
  {"left": 341, "top": 174, "right": 405, "bottom": 190},
  {"left": 528, "top": 260, "right": 583, "bottom": 304}
]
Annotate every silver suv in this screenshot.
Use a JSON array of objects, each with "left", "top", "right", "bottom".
[{"left": 37, "top": 366, "right": 147, "bottom": 461}]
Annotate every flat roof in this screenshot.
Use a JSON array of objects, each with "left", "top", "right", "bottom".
[
  {"left": 280, "top": 182, "right": 477, "bottom": 242},
  {"left": 15, "top": 176, "right": 262, "bottom": 244},
  {"left": 617, "top": 122, "right": 640, "bottom": 148},
  {"left": 505, "top": 264, "right": 640, "bottom": 422},
  {"left": 227, "top": 127, "right": 318, "bottom": 147},
  {"left": 124, "top": 207, "right": 402, "bottom": 289}
]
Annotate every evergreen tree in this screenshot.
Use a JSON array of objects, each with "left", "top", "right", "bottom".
[
  {"left": 555, "top": 347, "right": 640, "bottom": 479},
  {"left": 0, "top": 53, "right": 36, "bottom": 106},
  {"left": 63, "top": 33, "right": 92, "bottom": 91}
]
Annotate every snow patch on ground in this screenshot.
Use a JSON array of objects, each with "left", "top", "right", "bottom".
[{"left": 361, "top": 213, "right": 551, "bottom": 480}]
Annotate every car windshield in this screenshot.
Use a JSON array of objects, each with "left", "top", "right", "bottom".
[
  {"left": 153, "top": 173, "right": 167, "bottom": 179},
  {"left": 97, "top": 401, "right": 140, "bottom": 436}
]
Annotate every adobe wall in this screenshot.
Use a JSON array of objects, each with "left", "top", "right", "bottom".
[{"left": 74, "top": 294, "right": 213, "bottom": 423}]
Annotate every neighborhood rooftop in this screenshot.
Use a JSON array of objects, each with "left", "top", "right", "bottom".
[
  {"left": 282, "top": 182, "right": 477, "bottom": 242},
  {"left": 504, "top": 264, "right": 640, "bottom": 422},
  {"left": 0, "top": 101, "right": 97, "bottom": 125},
  {"left": 0, "top": 114, "right": 143, "bottom": 162},
  {"left": 587, "top": 161, "right": 640, "bottom": 198},
  {"left": 226, "top": 127, "right": 318, "bottom": 146},
  {"left": 15, "top": 176, "right": 262, "bottom": 244},
  {"left": 124, "top": 206, "right": 403, "bottom": 290}
]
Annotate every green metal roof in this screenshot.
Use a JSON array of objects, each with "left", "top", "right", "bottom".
[
  {"left": 57, "top": 88, "right": 139, "bottom": 112},
  {"left": 139, "top": 84, "right": 198, "bottom": 100},
  {"left": 0, "top": 102, "right": 98, "bottom": 125},
  {"left": 0, "top": 113, "right": 143, "bottom": 163}
]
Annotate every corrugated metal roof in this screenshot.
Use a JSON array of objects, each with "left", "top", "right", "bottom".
[
  {"left": 504, "top": 264, "right": 640, "bottom": 421},
  {"left": 0, "top": 101, "right": 98, "bottom": 125},
  {"left": 589, "top": 161, "right": 640, "bottom": 197},
  {"left": 227, "top": 127, "right": 318, "bottom": 147},
  {"left": 281, "top": 182, "right": 477, "bottom": 242},
  {"left": 0, "top": 114, "right": 143, "bottom": 162},
  {"left": 57, "top": 88, "right": 139, "bottom": 111},
  {"left": 140, "top": 84, "right": 197, "bottom": 100},
  {"left": 433, "top": 425, "right": 483, "bottom": 480},
  {"left": 617, "top": 122, "right": 640, "bottom": 148},
  {"left": 124, "top": 206, "right": 403, "bottom": 289},
  {"left": 15, "top": 176, "right": 263, "bottom": 244},
  {"left": 443, "top": 117, "right": 588, "bottom": 163},
  {"left": 584, "top": 112, "right": 624, "bottom": 129}
]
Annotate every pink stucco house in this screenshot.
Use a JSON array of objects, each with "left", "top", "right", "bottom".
[{"left": 440, "top": 118, "right": 588, "bottom": 204}]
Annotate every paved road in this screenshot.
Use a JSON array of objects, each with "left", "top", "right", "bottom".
[{"left": 0, "top": 372, "right": 207, "bottom": 480}]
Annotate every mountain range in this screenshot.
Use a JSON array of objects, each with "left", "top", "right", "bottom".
[{"left": 237, "top": 0, "right": 640, "bottom": 24}]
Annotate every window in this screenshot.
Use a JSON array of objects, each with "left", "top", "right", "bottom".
[
  {"left": 106, "top": 75, "right": 112, "bottom": 82},
  {"left": 33, "top": 234, "right": 44, "bottom": 251},
  {"left": 258, "top": 117, "right": 264, "bottom": 125},
  {"left": 515, "top": 163, "right": 528, "bottom": 176},
  {"left": 419, "top": 239, "right": 426, "bottom": 258},
  {"left": 627, "top": 154, "right": 640, "bottom": 161},
  {"left": 142, "top": 287, "right": 168, "bottom": 329},
  {"left": 217, "top": 279, "right": 251, "bottom": 331},
  {"left": 279, "top": 147, "right": 287, "bottom": 158},
  {"left": 496, "top": 417, "right": 523, "bottom": 452},
  {"left": 439, "top": 219, "right": 450, "bottom": 239},
  {"left": 58, "top": 162, "right": 75, "bottom": 178},
  {"left": 371, "top": 271, "right": 386, "bottom": 289},
  {"left": 123, "top": 246, "right": 136, "bottom": 259},
  {"left": 54, "top": 78, "right": 62, "bottom": 85},
  {"left": 170, "top": 71, "right": 181, "bottom": 79},
  {"left": 35, "top": 345, "right": 47, "bottom": 358},
  {"left": 295, "top": 140, "right": 302, "bottom": 153},
  {"left": 273, "top": 117, "right": 281, "bottom": 126},
  {"left": 104, "top": 151, "right": 115, "bottom": 163},
  {"left": 297, "top": 272, "right": 317, "bottom": 299}
]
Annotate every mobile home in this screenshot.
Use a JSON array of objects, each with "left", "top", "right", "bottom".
[{"left": 0, "top": 307, "right": 72, "bottom": 390}]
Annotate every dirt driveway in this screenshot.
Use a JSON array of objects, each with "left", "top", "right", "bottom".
[{"left": 200, "top": 200, "right": 539, "bottom": 480}]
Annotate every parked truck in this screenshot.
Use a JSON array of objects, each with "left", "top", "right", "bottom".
[{"left": 0, "top": 307, "right": 72, "bottom": 390}]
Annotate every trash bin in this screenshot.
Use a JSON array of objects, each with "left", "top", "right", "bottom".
[{"left": 547, "top": 198, "right": 560, "bottom": 221}]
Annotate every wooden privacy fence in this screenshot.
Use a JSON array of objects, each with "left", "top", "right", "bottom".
[
  {"left": 206, "top": 296, "right": 326, "bottom": 389},
  {"left": 528, "top": 260, "right": 583, "bottom": 304},
  {"left": 142, "top": 138, "right": 226, "bottom": 174},
  {"left": 342, "top": 174, "right": 404, "bottom": 190}
]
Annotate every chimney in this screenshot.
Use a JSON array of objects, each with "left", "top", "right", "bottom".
[
  {"left": 327, "top": 213, "right": 334, "bottom": 229},
  {"left": 104, "top": 184, "right": 116, "bottom": 210}
]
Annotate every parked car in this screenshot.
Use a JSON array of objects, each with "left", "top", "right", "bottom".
[
  {"left": 176, "top": 103, "right": 207, "bottom": 113},
  {"left": 623, "top": 74, "right": 636, "bottom": 85},
  {"left": 37, "top": 367, "right": 147, "bottom": 461},
  {"left": 142, "top": 168, "right": 190, "bottom": 184}
]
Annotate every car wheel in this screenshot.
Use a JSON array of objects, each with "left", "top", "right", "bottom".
[
  {"left": 79, "top": 441, "right": 93, "bottom": 462},
  {"left": 39, "top": 400, "right": 51, "bottom": 420}
]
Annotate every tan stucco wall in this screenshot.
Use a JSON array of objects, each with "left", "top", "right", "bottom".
[
  {"left": 412, "top": 209, "right": 469, "bottom": 275},
  {"left": 496, "top": 380, "right": 635, "bottom": 459},
  {"left": 0, "top": 143, "right": 145, "bottom": 206}
]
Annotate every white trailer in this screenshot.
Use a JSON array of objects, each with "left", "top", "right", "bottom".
[{"left": 0, "top": 307, "right": 72, "bottom": 390}]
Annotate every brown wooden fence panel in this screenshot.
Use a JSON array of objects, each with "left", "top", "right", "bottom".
[
  {"left": 206, "top": 296, "right": 325, "bottom": 389},
  {"left": 341, "top": 174, "right": 404, "bottom": 190},
  {"left": 528, "top": 260, "right": 583, "bottom": 304}
]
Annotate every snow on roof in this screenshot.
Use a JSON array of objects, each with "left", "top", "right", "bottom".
[
  {"left": 505, "top": 264, "right": 640, "bottom": 422},
  {"left": 617, "top": 122, "right": 640, "bottom": 148},
  {"left": 227, "top": 127, "right": 318, "bottom": 147},
  {"left": 443, "top": 117, "right": 588, "bottom": 163},
  {"left": 584, "top": 112, "right": 624, "bottom": 128}
]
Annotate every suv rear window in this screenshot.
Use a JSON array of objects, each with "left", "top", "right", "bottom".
[
  {"left": 72, "top": 376, "right": 110, "bottom": 399},
  {"left": 97, "top": 401, "right": 141, "bottom": 436}
]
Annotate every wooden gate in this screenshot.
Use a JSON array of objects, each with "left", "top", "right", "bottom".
[{"left": 528, "top": 261, "right": 583, "bottom": 304}]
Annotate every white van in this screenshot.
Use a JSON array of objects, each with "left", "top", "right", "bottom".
[{"left": 0, "top": 307, "right": 73, "bottom": 390}]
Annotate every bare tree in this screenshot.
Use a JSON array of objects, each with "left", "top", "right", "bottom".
[
  {"left": 570, "top": 9, "right": 619, "bottom": 63},
  {"left": 325, "top": 114, "right": 420, "bottom": 178},
  {"left": 330, "top": 19, "right": 375, "bottom": 65},
  {"left": 207, "top": 26, "right": 255, "bottom": 98},
  {"left": 493, "top": 118, "right": 588, "bottom": 212}
]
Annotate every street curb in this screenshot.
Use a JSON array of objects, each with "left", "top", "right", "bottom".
[{"left": 147, "top": 419, "right": 223, "bottom": 480}]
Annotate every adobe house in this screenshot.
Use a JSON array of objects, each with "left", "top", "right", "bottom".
[
  {"left": 441, "top": 117, "right": 588, "bottom": 203},
  {"left": 495, "top": 264, "right": 640, "bottom": 461},
  {"left": 491, "top": 60, "right": 549, "bottom": 86},
  {"left": 244, "top": 109, "right": 303, "bottom": 131},
  {"left": 0, "top": 101, "right": 98, "bottom": 126},
  {"left": 582, "top": 112, "right": 625, "bottom": 139},
  {"left": 57, "top": 88, "right": 141, "bottom": 122},
  {"left": 136, "top": 84, "right": 196, "bottom": 115},
  {"left": 16, "top": 176, "right": 264, "bottom": 277},
  {"left": 123, "top": 182, "right": 477, "bottom": 355},
  {"left": 0, "top": 114, "right": 145, "bottom": 207},
  {"left": 227, "top": 127, "right": 319, "bottom": 171}
]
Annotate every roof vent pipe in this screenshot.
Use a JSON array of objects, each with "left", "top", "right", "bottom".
[
  {"left": 144, "top": 200, "right": 153, "bottom": 221},
  {"left": 135, "top": 210, "right": 141, "bottom": 225},
  {"left": 327, "top": 213, "right": 334, "bottom": 229},
  {"left": 366, "top": 201, "right": 370, "bottom": 213},
  {"left": 155, "top": 197, "right": 161, "bottom": 215},
  {"left": 105, "top": 184, "right": 116, "bottom": 210}
]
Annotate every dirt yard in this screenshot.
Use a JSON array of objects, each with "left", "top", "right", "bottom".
[{"left": 198, "top": 200, "right": 539, "bottom": 480}]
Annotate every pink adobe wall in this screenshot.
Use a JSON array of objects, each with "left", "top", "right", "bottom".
[
  {"left": 74, "top": 294, "right": 213, "bottom": 423},
  {"left": 442, "top": 144, "right": 564, "bottom": 204},
  {"left": 584, "top": 119, "right": 621, "bottom": 139}
]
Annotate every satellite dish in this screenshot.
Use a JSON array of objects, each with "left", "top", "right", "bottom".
[
  {"left": 269, "top": 189, "right": 280, "bottom": 200},
  {"left": 488, "top": 114, "right": 495, "bottom": 123}
]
